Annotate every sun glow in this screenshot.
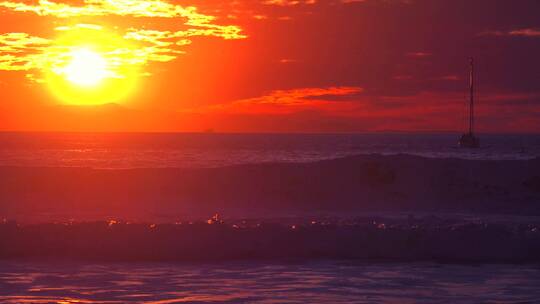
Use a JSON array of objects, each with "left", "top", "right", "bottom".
[
  {"left": 63, "top": 48, "right": 109, "bottom": 87},
  {"left": 46, "top": 26, "right": 140, "bottom": 106}
]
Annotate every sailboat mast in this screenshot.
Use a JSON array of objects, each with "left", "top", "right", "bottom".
[
  {"left": 469, "top": 57, "right": 474, "bottom": 135},
  {"left": 459, "top": 57, "right": 480, "bottom": 148}
]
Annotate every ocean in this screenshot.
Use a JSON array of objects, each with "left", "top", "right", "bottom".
[
  {"left": 1, "top": 132, "right": 540, "bottom": 303},
  {"left": 1, "top": 261, "right": 540, "bottom": 304},
  {"left": 0, "top": 132, "right": 538, "bottom": 169}
]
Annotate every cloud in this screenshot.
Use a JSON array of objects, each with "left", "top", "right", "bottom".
[
  {"left": 406, "top": 52, "right": 432, "bottom": 58},
  {"left": 0, "top": 0, "right": 246, "bottom": 81},
  {"left": 0, "top": 33, "right": 52, "bottom": 71},
  {"left": 279, "top": 58, "right": 297, "bottom": 63},
  {"left": 509, "top": 28, "right": 540, "bottom": 37},
  {"left": 196, "top": 86, "right": 363, "bottom": 114},
  {"left": 1, "top": 0, "right": 216, "bottom": 19},
  {"left": 182, "top": 89, "right": 540, "bottom": 133},
  {"left": 262, "top": 0, "right": 316, "bottom": 6},
  {"left": 481, "top": 28, "right": 540, "bottom": 38}
]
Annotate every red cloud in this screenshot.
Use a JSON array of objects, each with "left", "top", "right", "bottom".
[{"left": 195, "top": 87, "right": 363, "bottom": 115}]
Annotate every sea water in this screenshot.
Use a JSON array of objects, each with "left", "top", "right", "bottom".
[
  {"left": 0, "top": 132, "right": 538, "bottom": 169},
  {"left": 1, "top": 132, "right": 540, "bottom": 303},
  {"left": 0, "top": 261, "right": 539, "bottom": 303}
]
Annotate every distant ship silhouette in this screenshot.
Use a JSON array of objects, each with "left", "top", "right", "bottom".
[{"left": 459, "top": 58, "right": 480, "bottom": 148}]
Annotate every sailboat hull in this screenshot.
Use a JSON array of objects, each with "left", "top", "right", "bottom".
[{"left": 459, "top": 133, "right": 480, "bottom": 148}]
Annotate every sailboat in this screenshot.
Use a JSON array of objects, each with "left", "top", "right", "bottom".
[{"left": 459, "top": 58, "right": 480, "bottom": 148}]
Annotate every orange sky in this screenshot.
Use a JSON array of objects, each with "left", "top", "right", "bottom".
[{"left": 0, "top": 0, "right": 539, "bottom": 133}]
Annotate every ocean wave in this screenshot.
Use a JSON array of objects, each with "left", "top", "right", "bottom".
[
  {"left": 1, "top": 217, "right": 540, "bottom": 263},
  {"left": 2, "top": 154, "right": 540, "bottom": 221}
]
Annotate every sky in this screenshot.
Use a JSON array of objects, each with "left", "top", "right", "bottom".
[{"left": 0, "top": 0, "right": 539, "bottom": 133}]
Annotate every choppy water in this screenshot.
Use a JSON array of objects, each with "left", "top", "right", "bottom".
[
  {"left": 1, "top": 133, "right": 539, "bottom": 302},
  {"left": 0, "top": 261, "right": 539, "bottom": 303},
  {"left": 0, "top": 132, "right": 538, "bottom": 169}
]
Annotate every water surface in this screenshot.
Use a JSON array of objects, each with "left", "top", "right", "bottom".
[
  {"left": 0, "top": 261, "right": 539, "bottom": 303},
  {"left": 0, "top": 132, "right": 538, "bottom": 169}
]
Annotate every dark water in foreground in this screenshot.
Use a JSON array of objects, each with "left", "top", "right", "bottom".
[{"left": 0, "top": 261, "right": 539, "bottom": 303}]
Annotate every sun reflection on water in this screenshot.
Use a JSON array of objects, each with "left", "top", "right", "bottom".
[{"left": 0, "top": 262, "right": 539, "bottom": 303}]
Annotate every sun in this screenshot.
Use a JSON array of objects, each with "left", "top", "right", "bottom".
[
  {"left": 45, "top": 25, "right": 140, "bottom": 106},
  {"left": 63, "top": 48, "right": 109, "bottom": 87}
]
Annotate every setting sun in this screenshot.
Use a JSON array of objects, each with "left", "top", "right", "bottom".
[
  {"left": 44, "top": 26, "right": 141, "bottom": 106},
  {"left": 63, "top": 48, "right": 108, "bottom": 87}
]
